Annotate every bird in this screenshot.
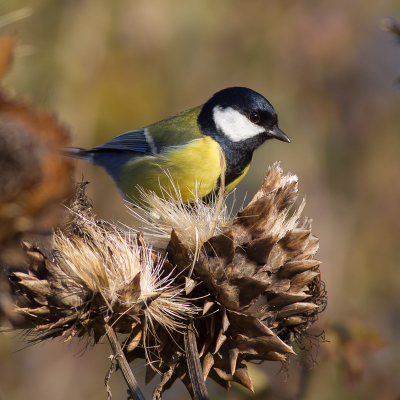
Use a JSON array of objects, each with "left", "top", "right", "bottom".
[{"left": 63, "top": 87, "right": 290, "bottom": 204}]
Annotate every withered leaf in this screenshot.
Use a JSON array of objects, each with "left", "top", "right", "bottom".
[
  {"left": 236, "top": 333, "right": 294, "bottom": 355},
  {"left": 243, "top": 351, "right": 287, "bottom": 362},
  {"left": 126, "top": 323, "right": 143, "bottom": 353},
  {"left": 202, "top": 352, "right": 215, "bottom": 379},
  {"left": 227, "top": 311, "right": 274, "bottom": 337},
  {"left": 278, "top": 260, "right": 321, "bottom": 279},
  {"left": 289, "top": 271, "right": 320, "bottom": 292},
  {"left": 276, "top": 302, "right": 319, "bottom": 319},
  {"left": 265, "top": 292, "right": 311, "bottom": 308},
  {"left": 166, "top": 230, "right": 191, "bottom": 271}
]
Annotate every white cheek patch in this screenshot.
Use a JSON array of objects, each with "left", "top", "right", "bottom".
[{"left": 213, "top": 106, "right": 265, "bottom": 142}]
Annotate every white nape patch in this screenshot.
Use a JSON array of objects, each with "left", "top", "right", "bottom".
[
  {"left": 213, "top": 106, "right": 265, "bottom": 142},
  {"left": 144, "top": 128, "right": 157, "bottom": 153}
]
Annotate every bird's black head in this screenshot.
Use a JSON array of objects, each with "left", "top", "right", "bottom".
[{"left": 198, "top": 87, "right": 289, "bottom": 151}]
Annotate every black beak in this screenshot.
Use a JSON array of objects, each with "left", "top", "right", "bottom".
[{"left": 268, "top": 126, "right": 290, "bottom": 143}]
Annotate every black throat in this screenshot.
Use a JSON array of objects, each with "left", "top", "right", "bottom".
[{"left": 198, "top": 105, "right": 268, "bottom": 188}]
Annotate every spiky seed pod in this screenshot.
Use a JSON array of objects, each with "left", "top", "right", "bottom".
[
  {"left": 124, "top": 163, "right": 326, "bottom": 397},
  {"left": 5, "top": 183, "right": 198, "bottom": 348},
  {"left": 3, "top": 164, "right": 326, "bottom": 400}
]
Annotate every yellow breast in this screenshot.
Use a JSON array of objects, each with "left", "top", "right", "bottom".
[{"left": 119, "top": 137, "right": 223, "bottom": 203}]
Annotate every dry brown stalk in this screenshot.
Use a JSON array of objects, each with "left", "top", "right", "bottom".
[{"left": 105, "top": 323, "right": 146, "bottom": 400}]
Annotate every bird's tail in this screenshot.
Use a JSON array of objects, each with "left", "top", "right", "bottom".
[{"left": 62, "top": 147, "right": 94, "bottom": 163}]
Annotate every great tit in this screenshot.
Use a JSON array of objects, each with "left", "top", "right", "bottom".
[{"left": 63, "top": 87, "right": 290, "bottom": 203}]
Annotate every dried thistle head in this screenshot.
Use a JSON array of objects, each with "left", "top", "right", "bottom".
[
  {"left": 6, "top": 183, "right": 198, "bottom": 348},
  {"left": 123, "top": 162, "right": 326, "bottom": 396},
  {"left": 128, "top": 180, "right": 230, "bottom": 252},
  {"left": 4, "top": 163, "right": 326, "bottom": 399}
]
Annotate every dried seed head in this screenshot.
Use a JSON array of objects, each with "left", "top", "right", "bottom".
[
  {"left": 123, "top": 162, "right": 327, "bottom": 397},
  {"left": 4, "top": 163, "right": 326, "bottom": 399},
  {"left": 128, "top": 177, "right": 230, "bottom": 252},
  {"left": 6, "top": 183, "right": 198, "bottom": 348}
]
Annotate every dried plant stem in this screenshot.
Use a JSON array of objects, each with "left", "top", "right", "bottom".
[
  {"left": 153, "top": 358, "right": 181, "bottom": 400},
  {"left": 105, "top": 354, "right": 117, "bottom": 400},
  {"left": 105, "top": 324, "right": 147, "bottom": 400},
  {"left": 184, "top": 321, "right": 210, "bottom": 400}
]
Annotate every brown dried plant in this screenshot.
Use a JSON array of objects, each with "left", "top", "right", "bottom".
[
  {"left": 0, "top": 36, "right": 72, "bottom": 327},
  {"left": 4, "top": 163, "right": 326, "bottom": 399},
  {"left": 6, "top": 183, "right": 198, "bottom": 345},
  {"left": 0, "top": 36, "right": 73, "bottom": 264}
]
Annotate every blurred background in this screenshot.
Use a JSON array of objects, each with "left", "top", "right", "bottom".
[{"left": 1, "top": 1, "right": 400, "bottom": 399}]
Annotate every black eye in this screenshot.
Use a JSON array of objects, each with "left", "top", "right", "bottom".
[{"left": 249, "top": 112, "right": 260, "bottom": 123}]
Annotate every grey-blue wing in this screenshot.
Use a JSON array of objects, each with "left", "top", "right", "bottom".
[{"left": 92, "top": 128, "right": 152, "bottom": 154}]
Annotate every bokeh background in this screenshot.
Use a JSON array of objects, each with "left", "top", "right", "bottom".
[{"left": 1, "top": 1, "right": 400, "bottom": 399}]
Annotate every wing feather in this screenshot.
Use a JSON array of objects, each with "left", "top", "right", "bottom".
[
  {"left": 92, "top": 128, "right": 151, "bottom": 153},
  {"left": 91, "top": 105, "right": 203, "bottom": 154}
]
